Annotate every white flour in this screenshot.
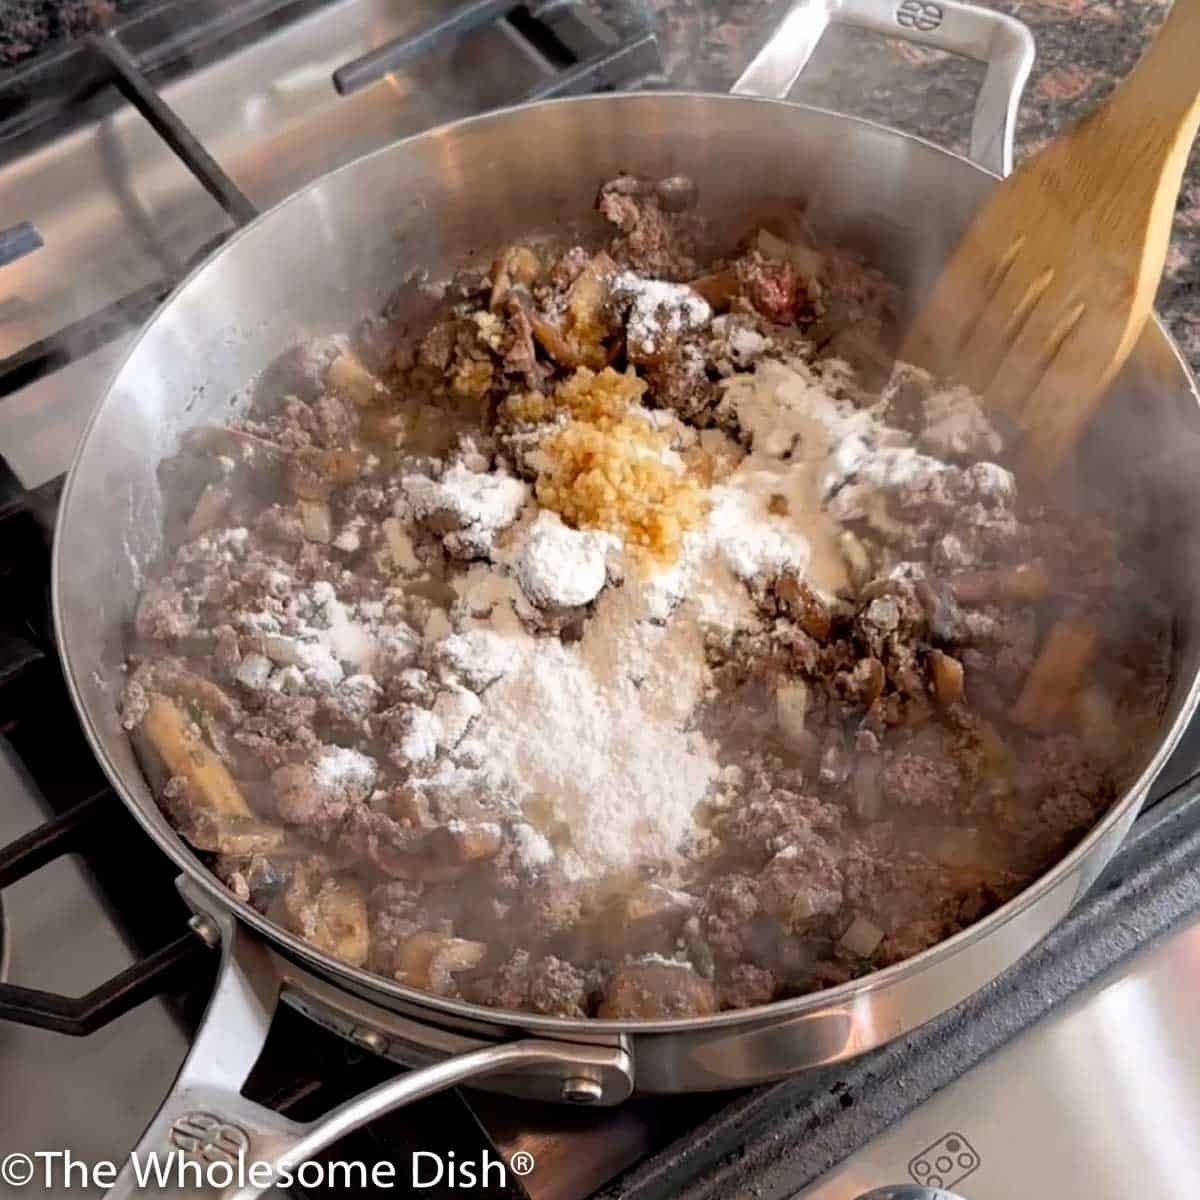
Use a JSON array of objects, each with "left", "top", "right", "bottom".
[
  {"left": 457, "top": 625, "right": 719, "bottom": 879},
  {"left": 314, "top": 746, "right": 378, "bottom": 800},
  {"left": 397, "top": 358, "right": 965, "bottom": 880},
  {"left": 508, "top": 510, "right": 616, "bottom": 609},
  {"left": 235, "top": 357, "right": 998, "bottom": 883},
  {"left": 716, "top": 357, "right": 1005, "bottom": 589},
  {"left": 233, "top": 574, "right": 381, "bottom": 692},
  {"left": 430, "top": 521, "right": 732, "bottom": 877},
  {"left": 614, "top": 272, "right": 712, "bottom": 356},
  {"left": 402, "top": 462, "right": 528, "bottom": 528},
  {"left": 310, "top": 581, "right": 376, "bottom": 672}
]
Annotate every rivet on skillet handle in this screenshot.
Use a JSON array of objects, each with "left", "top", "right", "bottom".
[
  {"left": 104, "top": 882, "right": 633, "bottom": 1200},
  {"left": 731, "top": 0, "right": 1035, "bottom": 178}
]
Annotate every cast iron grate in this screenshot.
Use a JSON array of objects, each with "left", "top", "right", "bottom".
[
  {"left": 0, "top": 6, "right": 682, "bottom": 1197},
  {"left": 0, "top": 0, "right": 662, "bottom": 403}
]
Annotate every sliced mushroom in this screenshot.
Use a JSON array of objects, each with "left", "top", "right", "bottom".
[
  {"left": 136, "top": 662, "right": 240, "bottom": 725},
  {"left": 489, "top": 245, "right": 541, "bottom": 311},
  {"left": 141, "top": 693, "right": 251, "bottom": 821},
  {"left": 564, "top": 251, "right": 615, "bottom": 336},
  {"left": 394, "top": 931, "right": 487, "bottom": 995},
  {"left": 599, "top": 884, "right": 696, "bottom": 956},
  {"left": 776, "top": 574, "right": 832, "bottom": 641},
  {"left": 950, "top": 560, "right": 1051, "bottom": 606},
  {"left": 598, "top": 961, "right": 718, "bottom": 1019},
  {"left": 399, "top": 821, "right": 502, "bottom": 883},
  {"left": 928, "top": 649, "right": 965, "bottom": 708},
  {"left": 299, "top": 877, "right": 370, "bottom": 966},
  {"left": 527, "top": 253, "right": 616, "bottom": 369},
  {"left": 141, "top": 692, "right": 283, "bottom": 856},
  {"left": 428, "top": 821, "right": 503, "bottom": 867},
  {"left": 528, "top": 310, "right": 597, "bottom": 369},
  {"left": 688, "top": 266, "right": 739, "bottom": 311},
  {"left": 195, "top": 820, "right": 286, "bottom": 858},
  {"left": 285, "top": 446, "right": 365, "bottom": 500},
  {"left": 186, "top": 481, "right": 234, "bottom": 537},
  {"left": 327, "top": 350, "right": 386, "bottom": 407},
  {"left": 356, "top": 817, "right": 502, "bottom": 883},
  {"left": 387, "top": 788, "right": 436, "bottom": 829},
  {"left": 1010, "top": 616, "right": 1099, "bottom": 732},
  {"left": 315, "top": 879, "right": 369, "bottom": 966}
]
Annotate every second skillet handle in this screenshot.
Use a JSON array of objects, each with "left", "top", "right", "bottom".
[
  {"left": 105, "top": 885, "right": 632, "bottom": 1200},
  {"left": 731, "top": 0, "right": 1035, "bottom": 178}
]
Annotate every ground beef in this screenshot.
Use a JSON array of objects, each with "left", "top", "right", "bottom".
[
  {"left": 125, "top": 172, "right": 1171, "bottom": 1020},
  {"left": 701, "top": 874, "right": 761, "bottom": 964},
  {"left": 597, "top": 175, "right": 698, "bottom": 280},
  {"left": 737, "top": 252, "right": 806, "bottom": 324},
  {"left": 821, "top": 247, "right": 896, "bottom": 322},
  {"left": 639, "top": 343, "right": 716, "bottom": 422},
  {"left": 881, "top": 752, "right": 964, "bottom": 815},
  {"left": 502, "top": 302, "right": 548, "bottom": 391},
  {"left": 368, "top": 881, "right": 426, "bottom": 977},
  {"left": 711, "top": 792, "right": 843, "bottom": 863},
  {"left": 496, "top": 872, "right": 588, "bottom": 949},
  {"left": 471, "top": 950, "right": 590, "bottom": 1017},
  {"left": 842, "top": 844, "right": 953, "bottom": 954},
  {"left": 135, "top": 578, "right": 200, "bottom": 641},
  {"left": 719, "top": 963, "right": 780, "bottom": 1009},
  {"left": 757, "top": 842, "right": 845, "bottom": 932}
]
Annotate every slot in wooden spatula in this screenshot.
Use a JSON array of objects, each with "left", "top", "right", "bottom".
[{"left": 902, "top": 0, "right": 1200, "bottom": 478}]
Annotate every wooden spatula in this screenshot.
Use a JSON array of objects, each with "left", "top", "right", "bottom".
[{"left": 902, "top": 0, "right": 1200, "bottom": 478}]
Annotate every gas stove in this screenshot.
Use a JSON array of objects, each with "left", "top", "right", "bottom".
[{"left": 4, "top": 4, "right": 1200, "bottom": 1199}]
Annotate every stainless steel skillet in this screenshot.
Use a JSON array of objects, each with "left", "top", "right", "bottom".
[{"left": 49, "top": 0, "right": 1200, "bottom": 1194}]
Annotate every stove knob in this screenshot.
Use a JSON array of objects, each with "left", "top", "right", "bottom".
[{"left": 854, "top": 1189, "right": 968, "bottom": 1200}]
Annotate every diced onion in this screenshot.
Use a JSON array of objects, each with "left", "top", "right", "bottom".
[
  {"left": 839, "top": 914, "right": 885, "bottom": 958},
  {"left": 300, "top": 500, "right": 333, "bottom": 544},
  {"left": 235, "top": 652, "right": 273, "bottom": 691},
  {"left": 775, "top": 681, "right": 810, "bottom": 752}
]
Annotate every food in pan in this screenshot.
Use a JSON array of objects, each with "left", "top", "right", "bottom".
[{"left": 122, "top": 175, "right": 1171, "bottom": 1019}]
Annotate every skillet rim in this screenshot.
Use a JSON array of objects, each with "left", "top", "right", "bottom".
[{"left": 51, "top": 88, "right": 1200, "bottom": 1036}]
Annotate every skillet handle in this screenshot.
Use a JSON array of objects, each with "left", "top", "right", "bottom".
[
  {"left": 731, "top": 0, "right": 1035, "bottom": 177},
  {"left": 105, "top": 892, "right": 632, "bottom": 1200}
]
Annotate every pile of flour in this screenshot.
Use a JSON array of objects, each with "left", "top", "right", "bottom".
[
  {"left": 239, "top": 356, "right": 1001, "bottom": 883},
  {"left": 399, "top": 358, "right": 969, "bottom": 881}
]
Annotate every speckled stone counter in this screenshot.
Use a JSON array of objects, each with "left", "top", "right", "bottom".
[{"left": 600, "top": 0, "right": 1199, "bottom": 371}]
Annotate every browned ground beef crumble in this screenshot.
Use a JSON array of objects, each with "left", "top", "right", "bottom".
[{"left": 123, "top": 176, "right": 1172, "bottom": 1019}]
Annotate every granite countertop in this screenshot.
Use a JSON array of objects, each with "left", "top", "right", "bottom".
[{"left": 603, "top": 0, "right": 1199, "bottom": 371}]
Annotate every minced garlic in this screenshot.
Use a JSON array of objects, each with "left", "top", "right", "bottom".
[
  {"left": 506, "top": 366, "right": 708, "bottom": 562},
  {"left": 504, "top": 364, "right": 646, "bottom": 427}
]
